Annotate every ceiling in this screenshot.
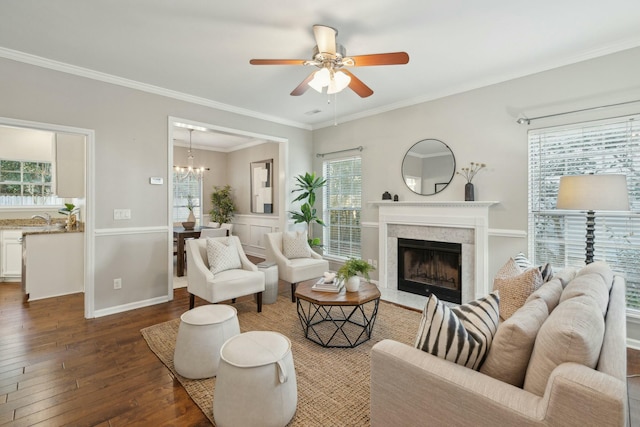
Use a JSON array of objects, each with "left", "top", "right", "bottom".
[{"left": 2, "top": 0, "right": 640, "bottom": 135}]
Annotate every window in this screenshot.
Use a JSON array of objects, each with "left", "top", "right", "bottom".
[
  {"left": 173, "top": 173, "right": 203, "bottom": 224},
  {"left": 322, "top": 156, "right": 362, "bottom": 259},
  {"left": 528, "top": 115, "right": 640, "bottom": 310},
  {"left": 0, "top": 159, "right": 63, "bottom": 206}
]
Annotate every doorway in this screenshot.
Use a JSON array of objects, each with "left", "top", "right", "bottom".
[
  {"left": 167, "top": 117, "right": 288, "bottom": 293},
  {"left": 0, "top": 116, "right": 94, "bottom": 317}
]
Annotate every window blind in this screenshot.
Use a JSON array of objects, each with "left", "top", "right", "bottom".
[
  {"left": 528, "top": 114, "right": 640, "bottom": 310},
  {"left": 322, "top": 156, "right": 362, "bottom": 259}
]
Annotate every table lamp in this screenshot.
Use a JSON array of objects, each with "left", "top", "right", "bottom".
[{"left": 556, "top": 174, "right": 630, "bottom": 264}]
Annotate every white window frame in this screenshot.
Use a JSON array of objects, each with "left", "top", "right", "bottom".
[
  {"left": 322, "top": 156, "right": 362, "bottom": 260},
  {"left": 172, "top": 173, "right": 203, "bottom": 225},
  {"left": 0, "top": 158, "right": 64, "bottom": 207},
  {"left": 528, "top": 114, "right": 640, "bottom": 311}
]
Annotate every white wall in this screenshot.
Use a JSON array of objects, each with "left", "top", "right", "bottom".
[
  {"left": 0, "top": 126, "right": 54, "bottom": 161},
  {"left": 0, "top": 56, "right": 312, "bottom": 315},
  {"left": 312, "top": 46, "right": 640, "bottom": 338}
]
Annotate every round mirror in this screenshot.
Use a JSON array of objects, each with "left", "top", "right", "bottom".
[{"left": 401, "top": 139, "right": 456, "bottom": 195}]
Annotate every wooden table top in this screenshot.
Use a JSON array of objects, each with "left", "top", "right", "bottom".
[{"left": 295, "top": 279, "right": 381, "bottom": 306}]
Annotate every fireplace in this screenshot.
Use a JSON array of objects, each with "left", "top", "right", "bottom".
[{"left": 398, "top": 238, "right": 462, "bottom": 304}]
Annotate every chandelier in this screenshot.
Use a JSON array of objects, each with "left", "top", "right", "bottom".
[{"left": 174, "top": 129, "right": 208, "bottom": 180}]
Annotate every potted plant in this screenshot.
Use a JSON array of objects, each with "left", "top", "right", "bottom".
[
  {"left": 210, "top": 185, "right": 236, "bottom": 226},
  {"left": 289, "top": 172, "right": 326, "bottom": 247},
  {"left": 58, "top": 203, "right": 78, "bottom": 230},
  {"left": 337, "top": 258, "right": 375, "bottom": 292}
]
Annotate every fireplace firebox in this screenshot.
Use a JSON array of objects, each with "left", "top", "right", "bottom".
[{"left": 398, "top": 238, "right": 462, "bottom": 304}]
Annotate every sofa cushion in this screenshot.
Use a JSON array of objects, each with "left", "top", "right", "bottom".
[
  {"left": 480, "top": 297, "right": 549, "bottom": 387},
  {"left": 560, "top": 272, "right": 610, "bottom": 316},
  {"left": 206, "top": 237, "right": 242, "bottom": 274},
  {"left": 523, "top": 295, "right": 605, "bottom": 396},
  {"left": 576, "top": 261, "right": 614, "bottom": 289},
  {"left": 525, "top": 278, "right": 564, "bottom": 314},
  {"left": 414, "top": 292, "right": 500, "bottom": 370},
  {"left": 283, "top": 230, "right": 311, "bottom": 259},
  {"left": 493, "top": 259, "right": 543, "bottom": 320}
]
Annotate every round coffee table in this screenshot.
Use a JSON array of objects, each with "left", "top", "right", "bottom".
[{"left": 294, "top": 279, "right": 381, "bottom": 348}]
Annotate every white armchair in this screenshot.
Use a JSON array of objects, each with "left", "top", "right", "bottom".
[
  {"left": 265, "top": 232, "right": 329, "bottom": 302},
  {"left": 186, "top": 236, "right": 265, "bottom": 312}
]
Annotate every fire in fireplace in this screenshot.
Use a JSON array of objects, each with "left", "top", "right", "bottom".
[{"left": 398, "top": 238, "right": 462, "bottom": 303}]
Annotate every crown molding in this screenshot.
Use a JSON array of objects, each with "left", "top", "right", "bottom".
[
  {"left": 0, "top": 47, "right": 311, "bottom": 131},
  {"left": 311, "top": 36, "right": 640, "bottom": 130}
]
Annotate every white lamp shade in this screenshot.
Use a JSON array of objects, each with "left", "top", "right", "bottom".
[
  {"left": 308, "top": 68, "right": 330, "bottom": 93},
  {"left": 327, "top": 70, "right": 351, "bottom": 94},
  {"left": 556, "top": 174, "right": 630, "bottom": 211}
]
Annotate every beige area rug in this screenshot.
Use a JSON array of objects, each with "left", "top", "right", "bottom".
[{"left": 141, "top": 295, "right": 421, "bottom": 426}]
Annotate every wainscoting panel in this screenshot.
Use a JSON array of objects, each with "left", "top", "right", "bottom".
[{"left": 233, "top": 214, "right": 280, "bottom": 257}]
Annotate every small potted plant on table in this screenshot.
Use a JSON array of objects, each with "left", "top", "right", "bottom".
[{"left": 337, "top": 259, "right": 375, "bottom": 292}]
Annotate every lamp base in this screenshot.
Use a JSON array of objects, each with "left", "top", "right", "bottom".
[{"left": 585, "top": 210, "right": 595, "bottom": 264}]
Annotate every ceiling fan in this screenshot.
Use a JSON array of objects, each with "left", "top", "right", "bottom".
[{"left": 250, "top": 25, "right": 409, "bottom": 98}]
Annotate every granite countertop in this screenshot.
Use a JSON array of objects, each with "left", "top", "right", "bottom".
[{"left": 0, "top": 218, "right": 84, "bottom": 235}]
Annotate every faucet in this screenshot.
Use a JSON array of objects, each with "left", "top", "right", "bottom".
[{"left": 31, "top": 213, "right": 52, "bottom": 226}]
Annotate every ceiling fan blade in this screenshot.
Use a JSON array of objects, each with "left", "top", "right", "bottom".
[
  {"left": 250, "top": 59, "right": 307, "bottom": 65},
  {"left": 341, "top": 69, "right": 373, "bottom": 98},
  {"left": 313, "top": 25, "right": 337, "bottom": 54},
  {"left": 290, "top": 72, "right": 316, "bottom": 96},
  {"left": 346, "top": 52, "right": 410, "bottom": 66}
]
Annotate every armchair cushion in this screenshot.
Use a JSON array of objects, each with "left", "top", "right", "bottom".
[
  {"left": 206, "top": 237, "right": 241, "bottom": 274},
  {"left": 282, "top": 230, "right": 311, "bottom": 259},
  {"left": 414, "top": 291, "right": 500, "bottom": 370}
]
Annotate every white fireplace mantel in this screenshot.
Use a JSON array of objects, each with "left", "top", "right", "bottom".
[{"left": 371, "top": 200, "right": 499, "bottom": 302}]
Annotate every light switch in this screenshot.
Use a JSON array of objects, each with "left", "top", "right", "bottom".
[{"left": 114, "top": 209, "right": 131, "bottom": 220}]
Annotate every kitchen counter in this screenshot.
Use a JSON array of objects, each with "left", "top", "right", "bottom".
[{"left": 0, "top": 218, "right": 84, "bottom": 234}]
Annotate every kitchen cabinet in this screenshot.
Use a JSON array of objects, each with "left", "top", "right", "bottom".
[
  {"left": 2, "top": 230, "right": 23, "bottom": 279},
  {"left": 55, "top": 132, "right": 85, "bottom": 197}
]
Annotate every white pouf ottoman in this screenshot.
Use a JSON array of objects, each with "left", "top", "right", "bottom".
[
  {"left": 213, "top": 331, "right": 297, "bottom": 427},
  {"left": 173, "top": 304, "right": 240, "bottom": 379}
]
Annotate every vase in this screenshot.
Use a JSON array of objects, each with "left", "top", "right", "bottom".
[
  {"left": 465, "top": 182, "right": 475, "bottom": 201},
  {"left": 345, "top": 276, "right": 361, "bottom": 292}
]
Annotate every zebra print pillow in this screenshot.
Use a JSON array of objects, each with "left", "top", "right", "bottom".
[{"left": 414, "top": 292, "right": 500, "bottom": 370}]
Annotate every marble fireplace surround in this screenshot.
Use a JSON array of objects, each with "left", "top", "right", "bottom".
[{"left": 372, "top": 201, "right": 498, "bottom": 303}]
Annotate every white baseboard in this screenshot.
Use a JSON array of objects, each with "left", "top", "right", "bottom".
[
  {"left": 93, "top": 295, "right": 169, "bottom": 318},
  {"left": 627, "top": 338, "right": 640, "bottom": 350}
]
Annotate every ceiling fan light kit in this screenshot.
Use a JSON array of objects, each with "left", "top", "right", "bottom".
[{"left": 250, "top": 25, "right": 409, "bottom": 98}]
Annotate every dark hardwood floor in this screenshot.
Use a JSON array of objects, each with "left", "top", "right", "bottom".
[{"left": 1, "top": 279, "right": 640, "bottom": 426}]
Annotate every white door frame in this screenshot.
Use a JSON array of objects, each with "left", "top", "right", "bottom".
[
  {"left": 0, "top": 116, "right": 95, "bottom": 318},
  {"left": 167, "top": 116, "right": 289, "bottom": 297}
]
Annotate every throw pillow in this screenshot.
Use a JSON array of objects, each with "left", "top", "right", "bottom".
[
  {"left": 493, "top": 260, "right": 543, "bottom": 320},
  {"left": 523, "top": 295, "right": 605, "bottom": 396},
  {"left": 283, "top": 230, "right": 311, "bottom": 259},
  {"left": 479, "top": 297, "right": 549, "bottom": 387},
  {"left": 414, "top": 292, "right": 500, "bottom": 370},
  {"left": 514, "top": 252, "right": 532, "bottom": 270},
  {"left": 206, "top": 237, "right": 242, "bottom": 274}
]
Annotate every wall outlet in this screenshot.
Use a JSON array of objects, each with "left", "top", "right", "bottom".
[
  {"left": 367, "top": 259, "right": 373, "bottom": 266},
  {"left": 113, "top": 278, "right": 122, "bottom": 289},
  {"left": 373, "top": 260, "right": 378, "bottom": 268}
]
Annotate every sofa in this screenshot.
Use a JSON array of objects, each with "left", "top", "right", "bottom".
[{"left": 370, "top": 262, "right": 627, "bottom": 426}]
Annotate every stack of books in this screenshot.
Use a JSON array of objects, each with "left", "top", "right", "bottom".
[{"left": 311, "top": 277, "right": 344, "bottom": 293}]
